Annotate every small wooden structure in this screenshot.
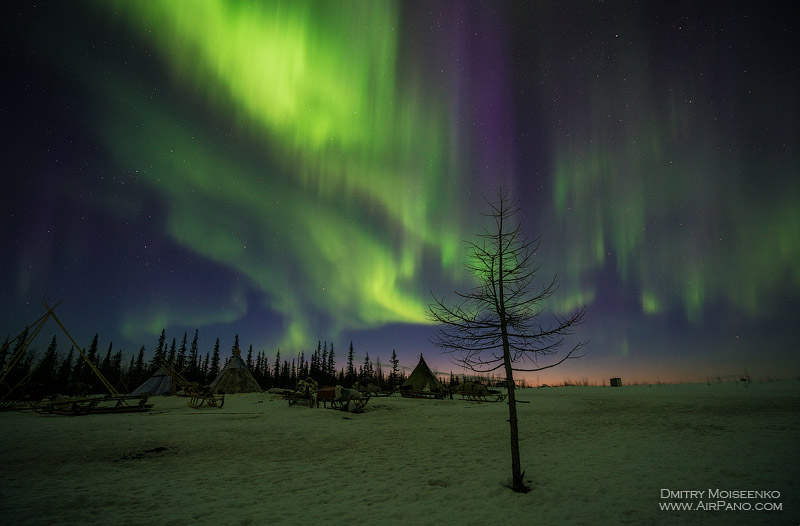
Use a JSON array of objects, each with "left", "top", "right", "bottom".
[{"left": 610, "top": 378, "right": 622, "bottom": 387}]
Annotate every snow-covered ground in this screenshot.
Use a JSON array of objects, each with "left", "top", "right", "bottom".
[{"left": 1, "top": 380, "right": 798, "bottom": 525}]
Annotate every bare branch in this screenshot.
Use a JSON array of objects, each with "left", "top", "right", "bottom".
[{"left": 429, "top": 190, "right": 586, "bottom": 374}]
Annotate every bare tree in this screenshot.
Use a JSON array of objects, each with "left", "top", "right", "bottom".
[{"left": 428, "top": 189, "right": 586, "bottom": 493}]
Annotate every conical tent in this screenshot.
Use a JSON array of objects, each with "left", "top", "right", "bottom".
[
  {"left": 131, "top": 367, "right": 171, "bottom": 396},
  {"left": 400, "top": 354, "right": 443, "bottom": 394},
  {"left": 210, "top": 347, "right": 262, "bottom": 393}
]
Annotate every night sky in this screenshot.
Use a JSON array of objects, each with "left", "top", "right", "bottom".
[{"left": 2, "top": 1, "right": 798, "bottom": 383}]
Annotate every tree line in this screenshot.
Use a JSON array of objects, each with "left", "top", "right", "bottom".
[{"left": 0, "top": 328, "right": 407, "bottom": 398}]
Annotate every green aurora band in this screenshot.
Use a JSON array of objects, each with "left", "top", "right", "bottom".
[
  {"left": 538, "top": 5, "right": 800, "bottom": 323},
  {"left": 99, "top": 0, "right": 465, "bottom": 347},
  {"left": 36, "top": 0, "right": 796, "bottom": 357}
]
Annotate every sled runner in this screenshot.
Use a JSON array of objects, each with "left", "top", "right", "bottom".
[{"left": 36, "top": 394, "right": 153, "bottom": 416}]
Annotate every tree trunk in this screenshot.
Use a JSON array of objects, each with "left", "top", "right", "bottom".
[
  {"left": 495, "top": 200, "right": 529, "bottom": 493},
  {"left": 503, "top": 349, "right": 529, "bottom": 492}
]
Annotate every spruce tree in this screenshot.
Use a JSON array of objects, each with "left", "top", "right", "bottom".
[
  {"left": 390, "top": 349, "right": 400, "bottom": 387},
  {"left": 188, "top": 329, "right": 199, "bottom": 380},
  {"left": 311, "top": 341, "right": 321, "bottom": 379},
  {"left": 0, "top": 336, "right": 9, "bottom": 372},
  {"left": 100, "top": 342, "right": 113, "bottom": 380},
  {"left": 3, "top": 329, "right": 29, "bottom": 384},
  {"left": 32, "top": 335, "right": 59, "bottom": 387},
  {"left": 281, "top": 359, "right": 290, "bottom": 387},
  {"left": 201, "top": 353, "right": 210, "bottom": 384},
  {"left": 361, "top": 352, "right": 373, "bottom": 384},
  {"left": 123, "top": 353, "right": 135, "bottom": 391},
  {"left": 82, "top": 333, "right": 100, "bottom": 391},
  {"left": 272, "top": 350, "right": 280, "bottom": 386},
  {"left": 151, "top": 329, "right": 167, "bottom": 373},
  {"left": 327, "top": 342, "right": 335, "bottom": 386},
  {"left": 375, "top": 357, "right": 384, "bottom": 388},
  {"left": 210, "top": 338, "right": 221, "bottom": 380},
  {"left": 167, "top": 338, "right": 177, "bottom": 367},
  {"left": 134, "top": 346, "right": 146, "bottom": 378},
  {"left": 319, "top": 341, "right": 329, "bottom": 384},
  {"left": 106, "top": 351, "right": 122, "bottom": 389},
  {"left": 346, "top": 341, "right": 356, "bottom": 386},
  {"left": 273, "top": 349, "right": 281, "bottom": 386},
  {"left": 254, "top": 351, "right": 263, "bottom": 384},
  {"left": 57, "top": 347, "right": 74, "bottom": 392},
  {"left": 177, "top": 331, "right": 188, "bottom": 371}
]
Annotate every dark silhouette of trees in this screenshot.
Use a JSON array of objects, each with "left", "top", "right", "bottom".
[
  {"left": 280, "top": 358, "right": 290, "bottom": 386},
  {"left": 167, "top": 337, "right": 177, "bottom": 368},
  {"left": 149, "top": 329, "right": 166, "bottom": 374},
  {"left": 99, "top": 341, "right": 113, "bottom": 382},
  {"left": 75, "top": 333, "right": 100, "bottom": 390},
  {"left": 321, "top": 342, "right": 329, "bottom": 382},
  {"left": 200, "top": 352, "right": 210, "bottom": 384},
  {"left": 273, "top": 349, "right": 282, "bottom": 387},
  {"left": 359, "top": 352, "right": 374, "bottom": 384},
  {"left": 246, "top": 344, "right": 254, "bottom": 370},
  {"left": 188, "top": 330, "right": 199, "bottom": 381},
  {"left": 388, "top": 349, "right": 401, "bottom": 388},
  {"left": 2, "top": 316, "right": 378, "bottom": 397},
  {"left": 177, "top": 331, "right": 188, "bottom": 371},
  {"left": 346, "top": 341, "right": 356, "bottom": 386},
  {"left": 428, "top": 190, "right": 586, "bottom": 493},
  {"left": 326, "top": 342, "right": 335, "bottom": 385},
  {"left": 110, "top": 349, "right": 122, "bottom": 388},
  {"left": 0, "top": 336, "right": 9, "bottom": 374},
  {"left": 252, "top": 349, "right": 274, "bottom": 388},
  {"left": 134, "top": 346, "right": 146, "bottom": 378},
  {"left": 31, "top": 335, "right": 59, "bottom": 389},
  {"left": 56, "top": 346, "right": 74, "bottom": 393},
  {"left": 210, "top": 338, "right": 221, "bottom": 381}
]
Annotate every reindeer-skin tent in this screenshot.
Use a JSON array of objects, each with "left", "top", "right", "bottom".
[
  {"left": 131, "top": 367, "right": 172, "bottom": 396},
  {"left": 209, "top": 347, "right": 262, "bottom": 394},
  {"left": 400, "top": 354, "right": 444, "bottom": 398}
]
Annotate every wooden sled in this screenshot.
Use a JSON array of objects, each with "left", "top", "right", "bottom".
[
  {"left": 317, "top": 387, "right": 369, "bottom": 413},
  {"left": 187, "top": 386, "right": 224, "bottom": 409},
  {"left": 0, "top": 400, "right": 40, "bottom": 412},
  {"left": 459, "top": 390, "right": 507, "bottom": 403},
  {"left": 36, "top": 395, "right": 152, "bottom": 416},
  {"left": 400, "top": 389, "right": 445, "bottom": 400},
  {"left": 368, "top": 390, "right": 396, "bottom": 397},
  {"left": 286, "top": 389, "right": 316, "bottom": 408},
  {"left": 286, "top": 378, "right": 319, "bottom": 408}
]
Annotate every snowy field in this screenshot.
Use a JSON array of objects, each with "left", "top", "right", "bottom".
[{"left": 1, "top": 380, "right": 798, "bottom": 525}]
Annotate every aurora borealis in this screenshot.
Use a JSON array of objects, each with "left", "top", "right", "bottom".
[{"left": 2, "top": 1, "right": 798, "bottom": 382}]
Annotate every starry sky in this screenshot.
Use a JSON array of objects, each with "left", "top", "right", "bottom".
[{"left": 2, "top": 1, "right": 798, "bottom": 383}]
